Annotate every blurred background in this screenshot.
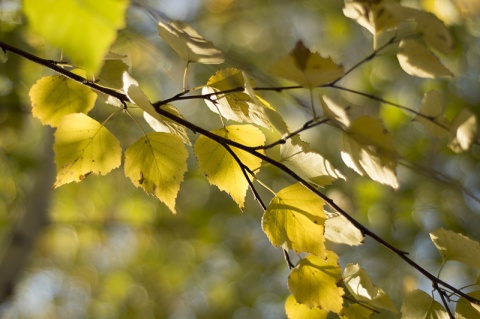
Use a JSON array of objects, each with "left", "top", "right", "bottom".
[{"left": 1, "top": 0, "right": 480, "bottom": 318}]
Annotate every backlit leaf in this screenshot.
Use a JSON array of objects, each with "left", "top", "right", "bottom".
[
  {"left": 320, "top": 95, "right": 351, "bottom": 128},
  {"left": 288, "top": 252, "right": 344, "bottom": 313},
  {"left": 280, "top": 136, "right": 345, "bottom": 186},
  {"left": 410, "top": 10, "right": 454, "bottom": 55},
  {"left": 124, "top": 132, "right": 188, "bottom": 214},
  {"left": 340, "top": 304, "right": 374, "bottom": 319},
  {"left": 123, "top": 72, "right": 190, "bottom": 145},
  {"left": 285, "top": 294, "right": 329, "bottom": 319},
  {"left": 270, "top": 41, "right": 344, "bottom": 89},
  {"left": 23, "top": 0, "right": 128, "bottom": 74},
  {"left": 401, "top": 289, "right": 448, "bottom": 319},
  {"left": 158, "top": 20, "right": 224, "bottom": 64},
  {"left": 456, "top": 291, "right": 480, "bottom": 319},
  {"left": 96, "top": 54, "right": 129, "bottom": 90},
  {"left": 262, "top": 183, "right": 327, "bottom": 257},
  {"left": 343, "top": 263, "right": 397, "bottom": 313},
  {"left": 448, "top": 108, "right": 477, "bottom": 153},
  {"left": 415, "top": 90, "right": 449, "bottom": 138},
  {"left": 202, "top": 68, "right": 272, "bottom": 129},
  {"left": 430, "top": 228, "right": 480, "bottom": 269},
  {"left": 30, "top": 75, "right": 97, "bottom": 127},
  {"left": 325, "top": 214, "right": 364, "bottom": 246},
  {"left": 340, "top": 116, "right": 398, "bottom": 189},
  {"left": 53, "top": 113, "right": 121, "bottom": 188},
  {"left": 397, "top": 39, "right": 453, "bottom": 78},
  {"left": 194, "top": 125, "right": 265, "bottom": 210}
]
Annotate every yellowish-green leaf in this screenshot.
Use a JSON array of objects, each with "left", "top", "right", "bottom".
[
  {"left": 0, "top": 49, "right": 7, "bottom": 63},
  {"left": 401, "top": 289, "right": 448, "bottom": 319},
  {"left": 448, "top": 108, "right": 477, "bottom": 153},
  {"left": 270, "top": 41, "right": 344, "bottom": 89},
  {"left": 158, "top": 20, "right": 224, "bottom": 64},
  {"left": 456, "top": 291, "right": 480, "bottom": 319},
  {"left": 123, "top": 72, "right": 190, "bottom": 145},
  {"left": 194, "top": 125, "right": 265, "bottom": 210},
  {"left": 280, "top": 136, "right": 345, "bottom": 186},
  {"left": 340, "top": 304, "right": 374, "bottom": 319},
  {"left": 30, "top": 75, "right": 97, "bottom": 127},
  {"left": 397, "top": 39, "right": 453, "bottom": 78},
  {"left": 325, "top": 213, "right": 364, "bottom": 246},
  {"left": 320, "top": 95, "right": 351, "bottom": 128},
  {"left": 124, "top": 132, "right": 188, "bottom": 214},
  {"left": 262, "top": 183, "right": 327, "bottom": 257},
  {"left": 53, "top": 113, "right": 121, "bottom": 188},
  {"left": 285, "top": 294, "right": 329, "bottom": 319},
  {"left": 410, "top": 10, "right": 454, "bottom": 55},
  {"left": 96, "top": 55, "right": 129, "bottom": 89},
  {"left": 343, "top": 263, "right": 397, "bottom": 313},
  {"left": 202, "top": 68, "right": 272, "bottom": 129},
  {"left": 340, "top": 116, "right": 398, "bottom": 189},
  {"left": 415, "top": 90, "right": 450, "bottom": 138},
  {"left": 430, "top": 227, "right": 480, "bottom": 268},
  {"left": 288, "top": 252, "right": 344, "bottom": 313},
  {"left": 23, "top": 0, "right": 128, "bottom": 74}
]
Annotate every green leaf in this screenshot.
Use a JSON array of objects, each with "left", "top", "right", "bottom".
[
  {"left": 430, "top": 228, "right": 480, "bottom": 268},
  {"left": 124, "top": 132, "right": 188, "bottom": 214},
  {"left": 270, "top": 41, "right": 344, "bottom": 89},
  {"left": 397, "top": 39, "right": 453, "bottom": 78},
  {"left": 340, "top": 304, "right": 374, "bottom": 319},
  {"left": 285, "top": 294, "right": 329, "bottom": 319},
  {"left": 325, "top": 214, "right": 364, "bottom": 246},
  {"left": 415, "top": 90, "right": 449, "bottom": 138},
  {"left": 23, "top": 0, "right": 128, "bottom": 74},
  {"left": 343, "top": 263, "right": 397, "bottom": 313},
  {"left": 456, "top": 291, "right": 480, "bottom": 319},
  {"left": 400, "top": 289, "right": 448, "bottom": 319},
  {"left": 288, "top": 252, "right": 344, "bottom": 313},
  {"left": 262, "top": 183, "right": 327, "bottom": 257},
  {"left": 194, "top": 124, "right": 265, "bottom": 210},
  {"left": 53, "top": 113, "right": 121, "bottom": 188},
  {"left": 448, "top": 108, "right": 477, "bottom": 153},
  {"left": 280, "top": 136, "right": 345, "bottom": 186},
  {"left": 30, "top": 75, "right": 97, "bottom": 127},
  {"left": 123, "top": 72, "right": 191, "bottom": 145},
  {"left": 202, "top": 68, "right": 272, "bottom": 129},
  {"left": 158, "top": 20, "right": 224, "bottom": 64},
  {"left": 340, "top": 116, "right": 398, "bottom": 189}
]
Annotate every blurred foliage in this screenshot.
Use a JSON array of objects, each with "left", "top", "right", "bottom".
[{"left": 1, "top": 0, "right": 480, "bottom": 318}]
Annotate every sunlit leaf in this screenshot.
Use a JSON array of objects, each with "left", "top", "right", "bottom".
[
  {"left": 340, "top": 304, "right": 374, "bottom": 319},
  {"left": 0, "top": 49, "right": 7, "bottom": 63},
  {"left": 270, "top": 41, "right": 344, "bottom": 89},
  {"left": 96, "top": 54, "right": 129, "bottom": 89},
  {"left": 325, "top": 213, "right": 364, "bottom": 246},
  {"left": 158, "top": 20, "right": 224, "bottom": 64},
  {"left": 53, "top": 113, "right": 121, "bottom": 188},
  {"left": 410, "top": 10, "right": 454, "bottom": 55},
  {"left": 202, "top": 68, "right": 272, "bottom": 129},
  {"left": 194, "top": 124, "right": 265, "bottom": 210},
  {"left": 30, "top": 75, "right": 97, "bottom": 127},
  {"left": 280, "top": 136, "right": 345, "bottom": 186},
  {"left": 23, "top": 0, "right": 128, "bottom": 74},
  {"left": 448, "top": 108, "right": 477, "bottom": 153},
  {"left": 343, "top": 263, "right": 397, "bottom": 313},
  {"left": 124, "top": 132, "right": 188, "bottom": 214},
  {"left": 320, "top": 95, "right": 351, "bottom": 128},
  {"left": 340, "top": 116, "right": 398, "bottom": 189},
  {"left": 397, "top": 39, "right": 453, "bottom": 78},
  {"left": 285, "top": 294, "right": 329, "bottom": 319},
  {"left": 456, "top": 291, "right": 480, "bottom": 319},
  {"left": 288, "top": 252, "right": 344, "bottom": 313},
  {"left": 123, "top": 72, "right": 190, "bottom": 145},
  {"left": 415, "top": 90, "right": 450, "bottom": 138},
  {"left": 430, "top": 228, "right": 480, "bottom": 269},
  {"left": 262, "top": 183, "right": 327, "bottom": 257},
  {"left": 400, "top": 289, "right": 448, "bottom": 319}
]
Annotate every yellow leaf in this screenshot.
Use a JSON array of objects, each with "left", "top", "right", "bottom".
[
  {"left": 448, "top": 108, "right": 477, "bottom": 153},
  {"left": 158, "top": 20, "right": 224, "bottom": 64},
  {"left": 262, "top": 183, "right": 327, "bottom": 257},
  {"left": 30, "top": 75, "right": 97, "bottom": 127},
  {"left": 340, "top": 304, "right": 375, "bottom": 319},
  {"left": 194, "top": 125, "right": 265, "bottom": 210},
  {"left": 23, "top": 0, "right": 128, "bottom": 74},
  {"left": 270, "top": 41, "right": 344, "bottom": 89},
  {"left": 124, "top": 132, "right": 188, "bottom": 214},
  {"left": 456, "top": 291, "right": 480, "bottom": 319},
  {"left": 397, "top": 39, "right": 453, "bottom": 78},
  {"left": 320, "top": 95, "right": 351, "bottom": 128},
  {"left": 340, "top": 116, "right": 398, "bottom": 189},
  {"left": 288, "top": 252, "right": 344, "bottom": 313},
  {"left": 285, "top": 294, "right": 329, "bottom": 319},
  {"left": 325, "top": 214, "right": 364, "bottom": 246},
  {"left": 401, "top": 290, "right": 449, "bottom": 319},
  {"left": 53, "top": 113, "right": 121, "bottom": 188},
  {"left": 430, "top": 228, "right": 480, "bottom": 268},
  {"left": 415, "top": 90, "right": 450, "bottom": 138},
  {"left": 96, "top": 55, "right": 129, "bottom": 89},
  {"left": 343, "top": 263, "right": 397, "bottom": 313}
]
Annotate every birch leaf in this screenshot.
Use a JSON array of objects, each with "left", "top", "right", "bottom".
[
  {"left": 285, "top": 294, "right": 329, "bottom": 319},
  {"left": 401, "top": 290, "right": 449, "bottom": 319},
  {"left": 456, "top": 291, "right": 480, "bottom": 319},
  {"left": 320, "top": 95, "right": 351, "bottom": 128},
  {"left": 448, "top": 108, "right": 477, "bottom": 153},
  {"left": 430, "top": 228, "right": 480, "bottom": 269},
  {"left": 325, "top": 213, "right": 364, "bottom": 246},
  {"left": 415, "top": 90, "right": 449, "bottom": 138}
]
